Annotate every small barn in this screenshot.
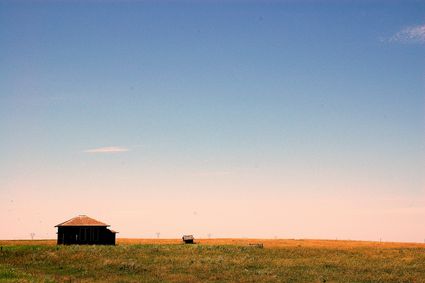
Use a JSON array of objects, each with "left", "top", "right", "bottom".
[
  {"left": 182, "top": 235, "right": 194, "bottom": 244},
  {"left": 55, "top": 215, "right": 118, "bottom": 245}
]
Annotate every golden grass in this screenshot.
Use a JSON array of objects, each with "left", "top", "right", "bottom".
[
  {"left": 0, "top": 240, "right": 56, "bottom": 246},
  {"left": 1, "top": 238, "right": 424, "bottom": 249},
  {"left": 2, "top": 238, "right": 425, "bottom": 282},
  {"left": 119, "top": 238, "right": 425, "bottom": 249}
]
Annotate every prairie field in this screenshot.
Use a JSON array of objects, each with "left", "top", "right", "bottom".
[{"left": 1, "top": 239, "right": 425, "bottom": 282}]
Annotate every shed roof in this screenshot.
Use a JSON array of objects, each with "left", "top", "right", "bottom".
[{"left": 55, "top": 215, "right": 109, "bottom": 227}]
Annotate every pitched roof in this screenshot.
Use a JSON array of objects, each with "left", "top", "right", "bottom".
[
  {"left": 182, "top": 235, "right": 194, "bottom": 240},
  {"left": 55, "top": 215, "right": 109, "bottom": 227}
]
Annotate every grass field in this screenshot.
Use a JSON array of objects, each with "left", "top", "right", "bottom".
[{"left": 1, "top": 239, "right": 425, "bottom": 282}]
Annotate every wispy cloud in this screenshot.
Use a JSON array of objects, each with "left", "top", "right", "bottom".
[
  {"left": 389, "top": 24, "right": 425, "bottom": 43},
  {"left": 84, "top": 146, "right": 129, "bottom": 153}
]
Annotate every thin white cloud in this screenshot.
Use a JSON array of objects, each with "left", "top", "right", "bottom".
[
  {"left": 84, "top": 146, "right": 129, "bottom": 153},
  {"left": 389, "top": 24, "right": 425, "bottom": 43}
]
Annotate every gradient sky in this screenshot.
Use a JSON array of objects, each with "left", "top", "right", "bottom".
[{"left": 1, "top": 0, "right": 424, "bottom": 242}]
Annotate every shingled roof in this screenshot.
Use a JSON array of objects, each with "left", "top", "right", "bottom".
[{"left": 55, "top": 215, "right": 109, "bottom": 227}]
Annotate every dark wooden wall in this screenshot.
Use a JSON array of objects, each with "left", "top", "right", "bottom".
[{"left": 57, "top": 226, "right": 116, "bottom": 245}]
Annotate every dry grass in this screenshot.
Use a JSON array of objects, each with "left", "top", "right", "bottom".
[
  {"left": 0, "top": 240, "right": 56, "bottom": 246},
  {"left": 3, "top": 238, "right": 422, "bottom": 249},
  {"left": 1, "top": 239, "right": 425, "bottom": 282},
  {"left": 117, "top": 238, "right": 425, "bottom": 249}
]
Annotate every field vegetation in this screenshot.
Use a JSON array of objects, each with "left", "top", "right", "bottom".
[{"left": 1, "top": 239, "right": 425, "bottom": 282}]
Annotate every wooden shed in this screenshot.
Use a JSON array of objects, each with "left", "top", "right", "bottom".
[
  {"left": 182, "top": 235, "right": 194, "bottom": 244},
  {"left": 55, "top": 215, "right": 118, "bottom": 245}
]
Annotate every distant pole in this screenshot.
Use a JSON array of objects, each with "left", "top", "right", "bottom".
[
  {"left": 207, "top": 233, "right": 212, "bottom": 239},
  {"left": 155, "top": 232, "right": 160, "bottom": 239},
  {"left": 30, "top": 233, "right": 35, "bottom": 240}
]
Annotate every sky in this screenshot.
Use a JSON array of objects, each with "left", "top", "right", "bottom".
[{"left": 0, "top": 0, "right": 424, "bottom": 242}]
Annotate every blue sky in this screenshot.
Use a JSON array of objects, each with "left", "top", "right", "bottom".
[{"left": 0, "top": 1, "right": 424, "bottom": 241}]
